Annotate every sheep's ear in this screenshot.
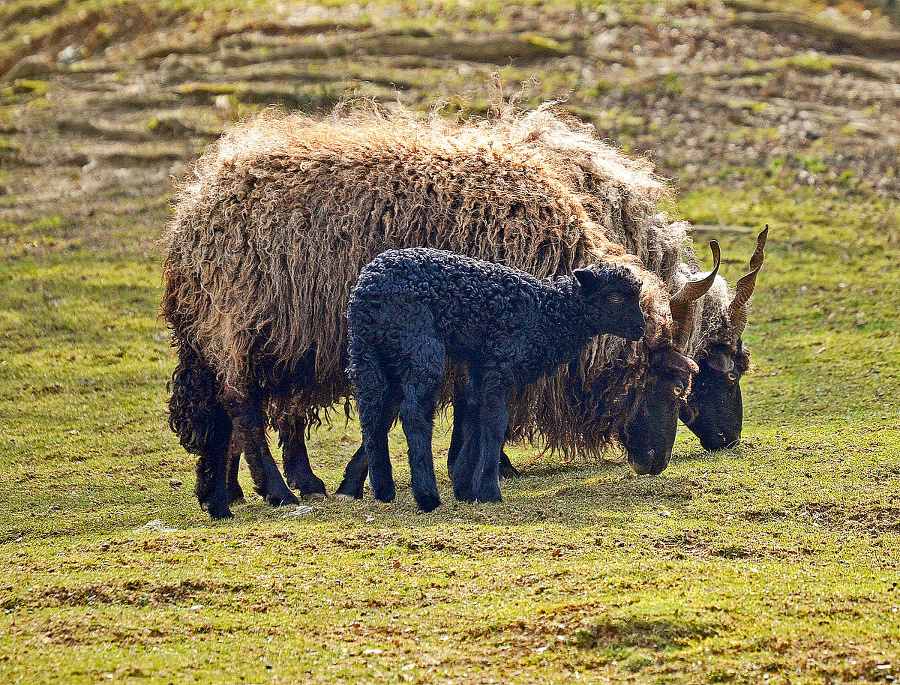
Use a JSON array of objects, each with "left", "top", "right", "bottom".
[{"left": 573, "top": 268, "right": 599, "bottom": 292}]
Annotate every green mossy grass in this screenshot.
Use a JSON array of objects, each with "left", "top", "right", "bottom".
[{"left": 1, "top": 177, "right": 897, "bottom": 683}]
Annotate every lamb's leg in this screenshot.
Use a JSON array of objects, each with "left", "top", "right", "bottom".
[
  {"left": 398, "top": 344, "right": 444, "bottom": 513},
  {"left": 280, "top": 418, "right": 327, "bottom": 500},
  {"left": 451, "top": 373, "right": 482, "bottom": 503},
  {"left": 400, "top": 384, "right": 443, "bottom": 512},
  {"left": 447, "top": 375, "right": 471, "bottom": 476},
  {"left": 225, "top": 430, "right": 245, "bottom": 505},
  {"left": 353, "top": 339, "right": 399, "bottom": 504},
  {"left": 335, "top": 445, "right": 368, "bottom": 500},
  {"left": 450, "top": 378, "right": 519, "bottom": 480},
  {"left": 474, "top": 384, "right": 508, "bottom": 504},
  {"left": 227, "top": 395, "right": 299, "bottom": 508}
]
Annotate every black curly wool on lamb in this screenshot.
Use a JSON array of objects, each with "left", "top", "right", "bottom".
[{"left": 346, "top": 248, "right": 645, "bottom": 512}]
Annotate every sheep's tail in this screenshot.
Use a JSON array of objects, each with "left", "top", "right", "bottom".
[{"left": 167, "top": 342, "right": 225, "bottom": 454}]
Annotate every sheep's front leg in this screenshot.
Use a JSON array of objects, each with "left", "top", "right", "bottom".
[
  {"left": 335, "top": 446, "right": 368, "bottom": 500},
  {"left": 451, "top": 373, "right": 482, "bottom": 503}
]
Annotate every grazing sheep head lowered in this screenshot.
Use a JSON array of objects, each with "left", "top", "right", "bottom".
[
  {"left": 680, "top": 228, "right": 768, "bottom": 451},
  {"left": 621, "top": 241, "right": 721, "bottom": 475}
]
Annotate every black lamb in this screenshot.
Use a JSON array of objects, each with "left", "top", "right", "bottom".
[{"left": 345, "top": 247, "right": 646, "bottom": 513}]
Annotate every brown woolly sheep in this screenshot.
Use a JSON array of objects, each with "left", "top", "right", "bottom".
[{"left": 161, "top": 108, "right": 711, "bottom": 518}]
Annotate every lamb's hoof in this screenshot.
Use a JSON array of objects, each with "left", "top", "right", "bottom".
[
  {"left": 334, "top": 493, "right": 358, "bottom": 502},
  {"left": 227, "top": 496, "right": 246, "bottom": 506},
  {"left": 227, "top": 486, "right": 246, "bottom": 504},
  {"left": 302, "top": 492, "right": 327, "bottom": 502},
  {"left": 371, "top": 484, "right": 396, "bottom": 504},
  {"left": 475, "top": 484, "right": 502, "bottom": 504},
  {"left": 414, "top": 493, "right": 441, "bottom": 513}
]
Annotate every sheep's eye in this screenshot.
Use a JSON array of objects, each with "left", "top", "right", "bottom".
[
  {"left": 727, "top": 372, "right": 738, "bottom": 382},
  {"left": 672, "top": 385, "right": 683, "bottom": 397},
  {"left": 608, "top": 295, "right": 623, "bottom": 304}
]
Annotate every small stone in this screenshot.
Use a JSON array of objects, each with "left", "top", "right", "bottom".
[{"left": 169, "top": 478, "right": 182, "bottom": 488}]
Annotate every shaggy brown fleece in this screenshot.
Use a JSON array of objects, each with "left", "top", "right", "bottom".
[{"left": 161, "top": 107, "right": 683, "bottom": 454}]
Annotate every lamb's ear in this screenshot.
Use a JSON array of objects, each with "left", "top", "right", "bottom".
[{"left": 573, "top": 268, "right": 599, "bottom": 293}]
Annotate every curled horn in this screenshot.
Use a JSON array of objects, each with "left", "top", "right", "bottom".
[
  {"left": 727, "top": 225, "right": 769, "bottom": 337},
  {"left": 670, "top": 240, "right": 721, "bottom": 350}
]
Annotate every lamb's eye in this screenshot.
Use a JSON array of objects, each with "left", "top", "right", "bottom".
[
  {"left": 727, "top": 372, "right": 738, "bottom": 382},
  {"left": 672, "top": 385, "right": 683, "bottom": 397},
  {"left": 608, "top": 295, "right": 623, "bottom": 304}
]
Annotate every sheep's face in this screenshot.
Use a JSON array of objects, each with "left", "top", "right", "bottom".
[
  {"left": 622, "top": 348, "right": 698, "bottom": 475},
  {"left": 573, "top": 265, "right": 645, "bottom": 341},
  {"left": 680, "top": 342, "right": 747, "bottom": 451}
]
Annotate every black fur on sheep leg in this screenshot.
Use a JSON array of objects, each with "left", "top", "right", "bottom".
[
  {"left": 450, "top": 372, "right": 505, "bottom": 504},
  {"left": 447, "top": 379, "right": 519, "bottom": 480},
  {"left": 279, "top": 419, "right": 327, "bottom": 500},
  {"left": 351, "top": 336, "right": 403, "bottom": 505},
  {"left": 225, "top": 432, "right": 245, "bottom": 505},
  {"left": 168, "top": 345, "right": 234, "bottom": 519},
  {"left": 335, "top": 445, "right": 368, "bottom": 500},
  {"left": 225, "top": 392, "right": 299, "bottom": 509},
  {"left": 347, "top": 248, "right": 645, "bottom": 512}
]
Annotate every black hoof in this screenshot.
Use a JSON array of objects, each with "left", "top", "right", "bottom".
[
  {"left": 227, "top": 484, "right": 246, "bottom": 505},
  {"left": 287, "top": 474, "right": 327, "bottom": 497},
  {"left": 264, "top": 489, "right": 300, "bottom": 508},
  {"left": 475, "top": 482, "right": 502, "bottom": 504},
  {"left": 500, "top": 463, "right": 521, "bottom": 479},
  {"left": 335, "top": 480, "right": 365, "bottom": 500},
  {"left": 203, "top": 501, "right": 234, "bottom": 520},
  {"left": 372, "top": 484, "right": 396, "bottom": 503},
  {"left": 499, "top": 451, "right": 520, "bottom": 479},
  {"left": 414, "top": 492, "right": 441, "bottom": 513}
]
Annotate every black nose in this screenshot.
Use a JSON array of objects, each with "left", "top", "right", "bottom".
[
  {"left": 629, "top": 448, "right": 657, "bottom": 475},
  {"left": 701, "top": 432, "right": 740, "bottom": 452}
]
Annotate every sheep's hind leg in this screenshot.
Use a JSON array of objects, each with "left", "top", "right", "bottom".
[
  {"left": 280, "top": 418, "right": 327, "bottom": 500},
  {"left": 168, "top": 344, "right": 233, "bottom": 519},
  {"left": 225, "top": 431, "right": 245, "bottom": 505},
  {"left": 398, "top": 337, "right": 445, "bottom": 513},
  {"left": 193, "top": 407, "right": 234, "bottom": 519},
  {"left": 227, "top": 396, "right": 299, "bottom": 508}
]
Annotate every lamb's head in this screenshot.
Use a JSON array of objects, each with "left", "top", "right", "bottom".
[
  {"left": 620, "top": 241, "right": 721, "bottom": 475},
  {"left": 573, "top": 263, "right": 645, "bottom": 341},
  {"left": 680, "top": 228, "right": 767, "bottom": 451}
]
